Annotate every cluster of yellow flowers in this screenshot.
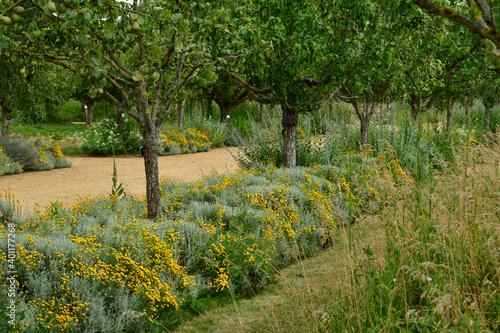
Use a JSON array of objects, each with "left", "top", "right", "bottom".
[
  {"left": 50, "top": 142, "right": 64, "bottom": 159},
  {"left": 158, "top": 126, "right": 211, "bottom": 155}
]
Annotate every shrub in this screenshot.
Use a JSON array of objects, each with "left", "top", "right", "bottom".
[
  {"left": 158, "top": 126, "right": 211, "bottom": 155},
  {"left": 0, "top": 135, "right": 72, "bottom": 175},
  {"left": 0, "top": 146, "right": 23, "bottom": 175},
  {"left": 83, "top": 118, "right": 142, "bottom": 155},
  {"left": 183, "top": 111, "right": 228, "bottom": 147},
  {"left": 0, "top": 134, "right": 44, "bottom": 171}
]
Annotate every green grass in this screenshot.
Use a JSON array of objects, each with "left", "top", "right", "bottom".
[{"left": 10, "top": 123, "right": 86, "bottom": 141}]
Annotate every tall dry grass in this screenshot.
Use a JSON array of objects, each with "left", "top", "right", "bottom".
[
  {"left": 326, "top": 138, "right": 500, "bottom": 332},
  {"left": 173, "top": 136, "right": 500, "bottom": 333}
]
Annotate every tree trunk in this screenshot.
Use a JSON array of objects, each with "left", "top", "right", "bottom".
[
  {"left": 465, "top": 99, "right": 471, "bottom": 129},
  {"left": 485, "top": 107, "right": 491, "bottom": 130},
  {"left": 282, "top": 105, "right": 298, "bottom": 168},
  {"left": 142, "top": 128, "right": 162, "bottom": 219},
  {"left": 218, "top": 102, "right": 231, "bottom": 123},
  {"left": 134, "top": 82, "right": 162, "bottom": 220},
  {"left": 117, "top": 111, "right": 124, "bottom": 137},
  {"left": 360, "top": 116, "right": 370, "bottom": 146},
  {"left": 1, "top": 100, "right": 11, "bottom": 138},
  {"left": 411, "top": 108, "right": 418, "bottom": 122},
  {"left": 84, "top": 101, "right": 94, "bottom": 126},
  {"left": 178, "top": 99, "right": 186, "bottom": 128},
  {"left": 259, "top": 103, "right": 264, "bottom": 123},
  {"left": 206, "top": 100, "right": 214, "bottom": 119},
  {"left": 446, "top": 102, "right": 453, "bottom": 130},
  {"left": 201, "top": 100, "right": 206, "bottom": 118}
]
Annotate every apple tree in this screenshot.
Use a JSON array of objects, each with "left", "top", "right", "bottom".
[
  {"left": 219, "top": 0, "right": 352, "bottom": 168},
  {"left": 0, "top": 52, "right": 76, "bottom": 135},
  {"left": 0, "top": 0, "right": 230, "bottom": 218},
  {"left": 332, "top": 1, "right": 406, "bottom": 146}
]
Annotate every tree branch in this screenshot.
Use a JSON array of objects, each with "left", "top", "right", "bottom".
[{"left": 412, "top": 0, "right": 500, "bottom": 46}]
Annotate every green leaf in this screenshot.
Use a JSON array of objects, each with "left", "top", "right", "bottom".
[
  {"left": 163, "top": 10, "right": 172, "bottom": 20},
  {"left": 83, "top": 12, "right": 91, "bottom": 26},
  {"left": 132, "top": 71, "right": 144, "bottom": 81},
  {"left": 175, "top": 41, "right": 183, "bottom": 52},
  {"left": 0, "top": 37, "right": 7, "bottom": 50},
  {"left": 66, "top": 9, "right": 77, "bottom": 20},
  {"left": 180, "top": 19, "right": 189, "bottom": 33},
  {"left": 103, "top": 29, "right": 115, "bottom": 39},
  {"left": 103, "top": 21, "right": 115, "bottom": 39},
  {"left": 92, "top": 57, "right": 102, "bottom": 66},
  {"left": 89, "top": 88, "right": 98, "bottom": 98},
  {"left": 494, "top": 12, "right": 500, "bottom": 29},
  {"left": 485, "top": 51, "right": 498, "bottom": 65},
  {"left": 90, "top": 66, "right": 102, "bottom": 82},
  {"left": 69, "top": 52, "right": 80, "bottom": 61},
  {"left": 152, "top": 45, "right": 162, "bottom": 56},
  {"left": 172, "top": 13, "right": 183, "bottom": 22},
  {"left": 485, "top": 40, "right": 495, "bottom": 52},
  {"left": 63, "top": 20, "right": 74, "bottom": 29},
  {"left": 77, "top": 34, "right": 89, "bottom": 47},
  {"left": 25, "top": 7, "right": 37, "bottom": 16}
]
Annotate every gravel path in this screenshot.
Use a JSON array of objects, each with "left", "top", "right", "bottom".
[{"left": 1, "top": 147, "right": 239, "bottom": 211}]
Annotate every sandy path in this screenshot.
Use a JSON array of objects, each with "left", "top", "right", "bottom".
[{"left": 0, "top": 147, "right": 239, "bottom": 211}]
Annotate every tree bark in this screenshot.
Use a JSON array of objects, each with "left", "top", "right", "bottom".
[
  {"left": 360, "top": 116, "right": 370, "bottom": 146},
  {"left": 178, "top": 99, "right": 186, "bottom": 128},
  {"left": 259, "top": 103, "right": 264, "bottom": 123},
  {"left": 133, "top": 82, "right": 162, "bottom": 220},
  {"left": 117, "top": 110, "right": 124, "bottom": 137},
  {"left": 465, "top": 99, "right": 471, "bottom": 129},
  {"left": 352, "top": 102, "right": 372, "bottom": 146},
  {"left": 84, "top": 101, "right": 94, "bottom": 126},
  {"left": 411, "top": 108, "right": 419, "bottom": 122},
  {"left": 282, "top": 105, "right": 298, "bottom": 168},
  {"left": 1, "top": 100, "right": 11, "bottom": 138},
  {"left": 141, "top": 128, "right": 162, "bottom": 219},
  {"left": 485, "top": 106, "right": 491, "bottom": 130},
  {"left": 446, "top": 101, "right": 453, "bottom": 130},
  {"left": 218, "top": 103, "right": 231, "bottom": 123}
]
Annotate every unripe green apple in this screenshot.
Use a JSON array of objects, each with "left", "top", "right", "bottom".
[
  {"left": 13, "top": 6, "right": 25, "bottom": 16},
  {"left": 11, "top": 13, "right": 22, "bottom": 23},
  {"left": 47, "top": 1, "right": 57, "bottom": 13},
  {"left": 1, "top": 16, "right": 13, "bottom": 25}
]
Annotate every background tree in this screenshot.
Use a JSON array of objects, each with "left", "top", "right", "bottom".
[
  {"left": 334, "top": 1, "right": 401, "bottom": 145},
  {"left": 0, "top": 56, "right": 25, "bottom": 137},
  {"left": 221, "top": 0, "right": 350, "bottom": 168},
  {"left": 200, "top": 71, "right": 248, "bottom": 123},
  {"left": 0, "top": 53, "right": 75, "bottom": 136}
]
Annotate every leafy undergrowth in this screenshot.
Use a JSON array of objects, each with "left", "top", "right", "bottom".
[
  {"left": 174, "top": 143, "right": 500, "bottom": 332},
  {"left": 0, "top": 150, "right": 411, "bottom": 332}
]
